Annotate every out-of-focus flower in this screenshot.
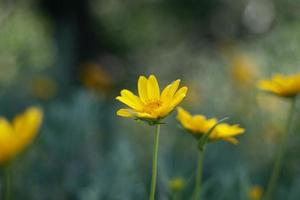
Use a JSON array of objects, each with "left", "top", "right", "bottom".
[
  {"left": 116, "top": 75, "right": 188, "bottom": 122},
  {"left": 30, "top": 75, "right": 57, "bottom": 100},
  {"left": 249, "top": 185, "right": 263, "bottom": 200},
  {"left": 168, "top": 177, "right": 186, "bottom": 192},
  {"left": 80, "top": 63, "right": 113, "bottom": 95},
  {"left": 230, "top": 54, "right": 258, "bottom": 87},
  {"left": 176, "top": 107, "right": 244, "bottom": 144},
  {"left": 0, "top": 106, "right": 43, "bottom": 165},
  {"left": 257, "top": 73, "right": 300, "bottom": 97}
]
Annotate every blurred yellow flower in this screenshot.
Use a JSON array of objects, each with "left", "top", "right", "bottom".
[
  {"left": 176, "top": 107, "right": 244, "bottom": 144},
  {"left": 0, "top": 106, "right": 43, "bottom": 165},
  {"left": 249, "top": 185, "right": 263, "bottom": 200},
  {"left": 168, "top": 177, "right": 186, "bottom": 192},
  {"left": 31, "top": 75, "right": 57, "bottom": 100},
  {"left": 257, "top": 73, "right": 300, "bottom": 97},
  {"left": 116, "top": 75, "right": 188, "bottom": 121},
  {"left": 230, "top": 54, "right": 258, "bottom": 87},
  {"left": 80, "top": 63, "right": 113, "bottom": 95}
]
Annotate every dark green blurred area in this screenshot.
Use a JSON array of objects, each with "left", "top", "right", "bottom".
[{"left": 0, "top": 0, "right": 300, "bottom": 199}]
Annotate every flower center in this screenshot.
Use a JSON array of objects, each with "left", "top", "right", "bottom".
[{"left": 143, "top": 100, "right": 162, "bottom": 113}]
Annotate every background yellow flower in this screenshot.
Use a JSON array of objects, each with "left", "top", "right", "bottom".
[
  {"left": 177, "top": 107, "right": 244, "bottom": 144},
  {"left": 116, "top": 75, "right": 188, "bottom": 121},
  {"left": 229, "top": 54, "right": 258, "bottom": 87},
  {"left": 257, "top": 73, "right": 300, "bottom": 97},
  {"left": 0, "top": 106, "right": 43, "bottom": 165}
]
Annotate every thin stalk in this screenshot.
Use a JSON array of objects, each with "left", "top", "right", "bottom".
[
  {"left": 193, "top": 149, "right": 205, "bottom": 200},
  {"left": 264, "top": 98, "right": 296, "bottom": 200},
  {"left": 4, "top": 165, "right": 11, "bottom": 200},
  {"left": 149, "top": 124, "right": 160, "bottom": 200}
]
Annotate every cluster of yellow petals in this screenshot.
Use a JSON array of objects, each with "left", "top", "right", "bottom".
[
  {"left": 257, "top": 73, "right": 300, "bottom": 97},
  {"left": 0, "top": 106, "right": 43, "bottom": 165},
  {"left": 116, "top": 75, "right": 188, "bottom": 120},
  {"left": 176, "top": 107, "right": 244, "bottom": 144}
]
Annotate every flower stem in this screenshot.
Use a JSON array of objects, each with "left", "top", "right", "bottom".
[
  {"left": 149, "top": 124, "right": 160, "bottom": 200},
  {"left": 264, "top": 98, "right": 296, "bottom": 200},
  {"left": 4, "top": 165, "right": 11, "bottom": 200},
  {"left": 193, "top": 149, "right": 205, "bottom": 200}
]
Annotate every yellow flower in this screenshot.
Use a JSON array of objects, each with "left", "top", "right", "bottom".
[
  {"left": 0, "top": 106, "right": 43, "bottom": 165},
  {"left": 257, "top": 73, "right": 300, "bottom": 97},
  {"left": 249, "top": 185, "right": 263, "bottom": 200},
  {"left": 80, "top": 63, "right": 113, "bottom": 95},
  {"left": 230, "top": 54, "right": 258, "bottom": 87},
  {"left": 116, "top": 75, "right": 188, "bottom": 121},
  {"left": 176, "top": 107, "right": 244, "bottom": 144},
  {"left": 168, "top": 177, "right": 186, "bottom": 192}
]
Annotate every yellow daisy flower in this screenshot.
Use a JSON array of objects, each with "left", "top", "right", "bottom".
[
  {"left": 257, "top": 73, "right": 300, "bottom": 97},
  {"left": 0, "top": 106, "right": 43, "bottom": 165},
  {"left": 176, "top": 107, "right": 244, "bottom": 144},
  {"left": 116, "top": 75, "right": 188, "bottom": 121}
]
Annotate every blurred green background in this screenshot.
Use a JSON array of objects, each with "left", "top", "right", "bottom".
[{"left": 0, "top": 0, "right": 300, "bottom": 199}]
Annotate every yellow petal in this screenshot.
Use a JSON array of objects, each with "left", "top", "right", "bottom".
[
  {"left": 257, "top": 80, "right": 280, "bottom": 94},
  {"left": 136, "top": 112, "right": 157, "bottom": 119},
  {"left": 169, "top": 79, "right": 181, "bottom": 97},
  {"left": 215, "top": 124, "right": 245, "bottom": 137},
  {"left": 176, "top": 107, "right": 195, "bottom": 131},
  {"left": 222, "top": 137, "right": 239, "bottom": 144},
  {"left": 192, "top": 115, "right": 211, "bottom": 132},
  {"left": 0, "top": 118, "right": 14, "bottom": 140},
  {"left": 0, "top": 118, "right": 17, "bottom": 164},
  {"left": 156, "top": 104, "right": 171, "bottom": 118},
  {"left": 0, "top": 107, "right": 43, "bottom": 165},
  {"left": 138, "top": 76, "right": 149, "bottom": 103},
  {"left": 117, "top": 109, "right": 157, "bottom": 119},
  {"left": 116, "top": 95, "right": 142, "bottom": 110},
  {"left": 13, "top": 107, "right": 43, "bottom": 147},
  {"left": 170, "top": 86, "right": 188, "bottom": 108},
  {"left": 161, "top": 84, "right": 171, "bottom": 102},
  {"left": 161, "top": 80, "right": 181, "bottom": 102},
  {"left": 147, "top": 75, "right": 160, "bottom": 101},
  {"left": 116, "top": 109, "right": 135, "bottom": 118},
  {"left": 120, "top": 89, "right": 144, "bottom": 110}
]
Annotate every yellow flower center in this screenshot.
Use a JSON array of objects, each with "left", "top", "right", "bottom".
[{"left": 143, "top": 100, "right": 162, "bottom": 114}]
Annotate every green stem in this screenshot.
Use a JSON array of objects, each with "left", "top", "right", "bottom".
[
  {"left": 149, "top": 124, "right": 160, "bottom": 200},
  {"left": 264, "top": 98, "right": 296, "bottom": 200},
  {"left": 4, "top": 165, "right": 11, "bottom": 200},
  {"left": 193, "top": 149, "right": 205, "bottom": 200}
]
